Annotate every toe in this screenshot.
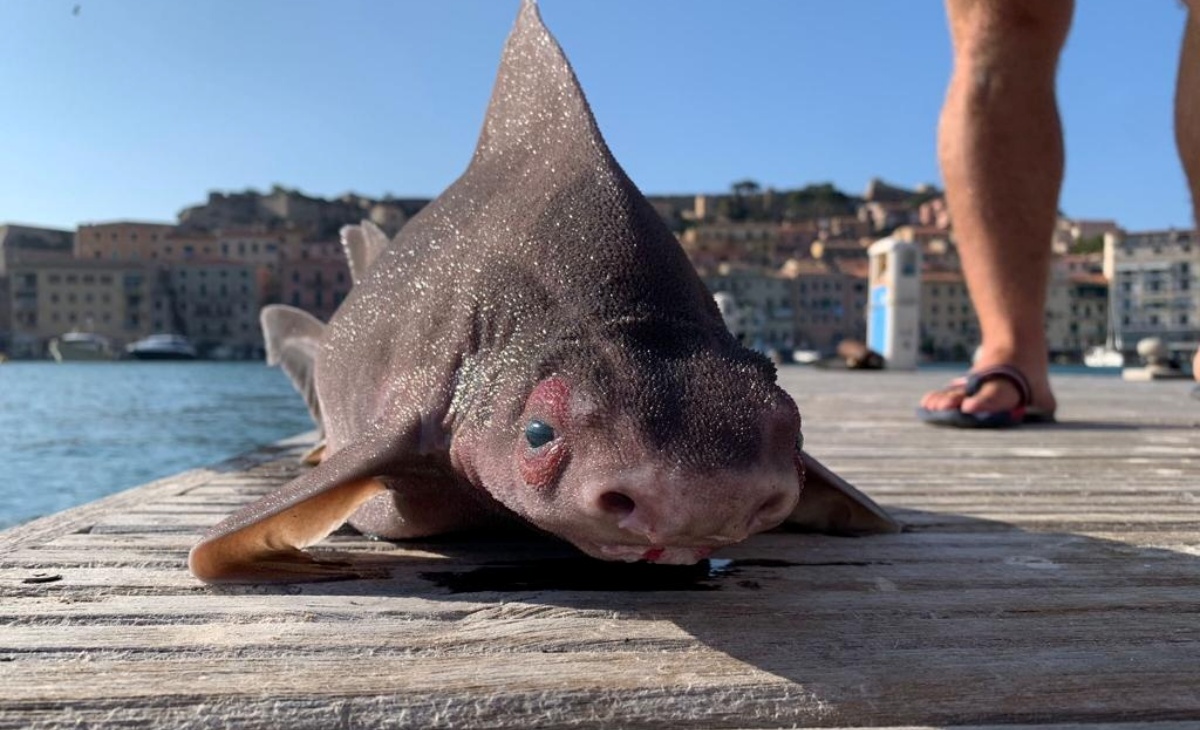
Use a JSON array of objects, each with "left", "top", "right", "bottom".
[{"left": 921, "top": 385, "right": 965, "bottom": 412}]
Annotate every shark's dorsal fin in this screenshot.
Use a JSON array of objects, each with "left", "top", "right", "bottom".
[
  {"left": 473, "top": 0, "right": 612, "bottom": 169},
  {"left": 261, "top": 304, "right": 325, "bottom": 431},
  {"left": 340, "top": 221, "right": 389, "bottom": 286}
]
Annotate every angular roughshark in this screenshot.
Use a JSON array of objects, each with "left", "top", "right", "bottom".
[{"left": 189, "top": 0, "right": 899, "bottom": 583}]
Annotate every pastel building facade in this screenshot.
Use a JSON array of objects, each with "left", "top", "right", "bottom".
[
  {"left": 1104, "top": 229, "right": 1200, "bottom": 350},
  {"left": 7, "top": 260, "right": 160, "bottom": 356},
  {"left": 780, "top": 258, "right": 867, "bottom": 352},
  {"left": 699, "top": 263, "right": 794, "bottom": 353}
]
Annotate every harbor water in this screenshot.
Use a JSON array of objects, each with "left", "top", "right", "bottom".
[
  {"left": 0, "top": 360, "right": 1129, "bottom": 530},
  {"left": 0, "top": 362, "right": 311, "bottom": 529}
]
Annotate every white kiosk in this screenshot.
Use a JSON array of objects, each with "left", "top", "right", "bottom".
[{"left": 867, "top": 237, "right": 921, "bottom": 370}]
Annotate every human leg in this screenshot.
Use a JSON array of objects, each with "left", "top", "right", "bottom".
[
  {"left": 1177, "top": 0, "right": 1200, "bottom": 386},
  {"left": 921, "top": 0, "right": 1073, "bottom": 420}
]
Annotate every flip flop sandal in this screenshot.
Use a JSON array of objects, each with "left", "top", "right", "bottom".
[{"left": 917, "top": 364, "right": 1055, "bottom": 428}]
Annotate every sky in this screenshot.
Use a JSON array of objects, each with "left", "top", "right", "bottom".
[{"left": 0, "top": 0, "right": 1193, "bottom": 232}]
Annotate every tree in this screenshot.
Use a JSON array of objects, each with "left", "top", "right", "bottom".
[{"left": 731, "top": 179, "right": 761, "bottom": 198}]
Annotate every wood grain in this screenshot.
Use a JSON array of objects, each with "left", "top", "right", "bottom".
[{"left": 1, "top": 370, "right": 1198, "bottom": 729}]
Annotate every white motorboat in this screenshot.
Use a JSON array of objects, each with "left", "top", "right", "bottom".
[
  {"left": 49, "top": 331, "right": 116, "bottom": 362},
  {"left": 1085, "top": 296, "right": 1125, "bottom": 368},
  {"left": 1083, "top": 345, "right": 1124, "bottom": 368},
  {"left": 126, "top": 333, "right": 198, "bottom": 361}
]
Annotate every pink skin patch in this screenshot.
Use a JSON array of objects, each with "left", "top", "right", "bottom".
[{"left": 517, "top": 377, "right": 572, "bottom": 489}]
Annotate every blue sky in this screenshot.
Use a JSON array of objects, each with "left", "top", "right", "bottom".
[{"left": 0, "top": 0, "right": 1192, "bottom": 231}]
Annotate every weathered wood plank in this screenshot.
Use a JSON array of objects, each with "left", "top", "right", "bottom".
[{"left": 1, "top": 371, "right": 1199, "bottom": 729}]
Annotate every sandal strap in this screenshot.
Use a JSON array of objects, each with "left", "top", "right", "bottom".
[{"left": 963, "top": 365, "right": 1033, "bottom": 407}]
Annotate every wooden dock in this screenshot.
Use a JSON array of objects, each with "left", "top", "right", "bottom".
[{"left": 2, "top": 369, "right": 1198, "bottom": 729}]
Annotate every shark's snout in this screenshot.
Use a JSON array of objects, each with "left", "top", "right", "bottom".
[{"left": 575, "top": 456, "right": 800, "bottom": 558}]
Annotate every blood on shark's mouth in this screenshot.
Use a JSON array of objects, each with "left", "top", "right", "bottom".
[
  {"left": 641, "top": 547, "right": 665, "bottom": 562},
  {"left": 592, "top": 543, "right": 716, "bottom": 564}
]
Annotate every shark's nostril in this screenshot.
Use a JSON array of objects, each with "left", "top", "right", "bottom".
[{"left": 598, "top": 491, "right": 636, "bottom": 519}]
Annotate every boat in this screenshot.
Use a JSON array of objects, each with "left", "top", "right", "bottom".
[
  {"left": 125, "top": 333, "right": 198, "bottom": 361},
  {"left": 48, "top": 331, "right": 116, "bottom": 362},
  {"left": 1083, "top": 345, "right": 1125, "bottom": 368},
  {"left": 1085, "top": 292, "right": 1125, "bottom": 368},
  {"left": 792, "top": 349, "right": 821, "bottom": 365}
]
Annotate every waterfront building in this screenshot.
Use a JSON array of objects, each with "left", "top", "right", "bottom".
[
  {"left": 162, "top": 260, "right": 264, "bottom": 358},
  {"left": 680, "top": 222, "right": 781, "bottom": 269},
  {"left": 892, "top": 224, "right": 953, "bottom": 256},
  {"left": 1065, "top": 272, "right": 1110, "bottom": 354},
  {"left": 7, "top": 259, "right": 161, "bottom": 357},
  {"left": 808, "top": 236, "right": 871, "bottom": 263},
  {"left": 177, "top": 188, "right": 424, "bottom": 239},
  {"left": 0, "top": 224, "right": 76, "bottom": 352},
  {"left": 779, "top": 257, "right": 867, "bottom": 352},
  {"left": 920, "top": 269, "right": 979, "bottom": 361},
  {"left": 75, "top": 221, "right": 176, "bottom": 262},
  {"left": 1044, "top": 258, "right": 1073, "bottom": 358},
  {"left": 0, "top": 224, "right": 75, "bottom": 273},
  {"left": 699, "top": 262, "right": 793, "bottom": 354},
  {"left": 916, "top": 196, "right": 951, "bottom": 230},
  {"left": 279, "top": 246, "right": 351, "bottom": 323},
  {"left": 918, "top": 261, "right": 1079, "bottom": 361},
  {"left": 1104, "top": 228, "right": 1200, "bottom": 352},
  {"left": 160, "top": 230, "right": 219, "bottom": 263}
]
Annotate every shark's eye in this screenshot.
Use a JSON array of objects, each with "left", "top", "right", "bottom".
[{"left": 525, "top": 420, "right": 556, "bottom": 449}]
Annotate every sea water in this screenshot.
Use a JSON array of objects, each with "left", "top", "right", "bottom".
[
  {"left": 0, "top": 362, "right": 312, "bottom": 529},
  {"left": 0, "top": 360, "right": 1129, "bottom": 530}
]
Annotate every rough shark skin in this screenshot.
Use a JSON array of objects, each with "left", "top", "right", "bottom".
[{"left": 188, "top": 0, "right": 898, "bottom": 583}]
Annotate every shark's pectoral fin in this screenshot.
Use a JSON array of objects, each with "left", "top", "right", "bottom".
[
  {"left": 261, "top": 305, "right": 326, "bottom": 432},
  {"left": 188, "top": 477, "right": 384, "bottom": 584},
  {"left": 785, "top": 451, "right": 902, "bottom": 536},
  {"left": 189, "top": 430, "right": 408, "bottom": 584}
]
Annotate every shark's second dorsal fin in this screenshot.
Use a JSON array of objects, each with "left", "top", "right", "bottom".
[
  {"left": 340, "top": 221, "right": 390, "bottom": 286},
  {"left": 261, "top": 304, "right": 326, "bottom": 431}
]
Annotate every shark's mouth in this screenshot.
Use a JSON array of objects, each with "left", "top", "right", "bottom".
[{"left": 591, "top": 543, "right": 717, "bottom": 565}]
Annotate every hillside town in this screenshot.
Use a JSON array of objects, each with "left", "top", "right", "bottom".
[{"left": 0, "top": 178, "right": 1195, "bottom": 363}]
